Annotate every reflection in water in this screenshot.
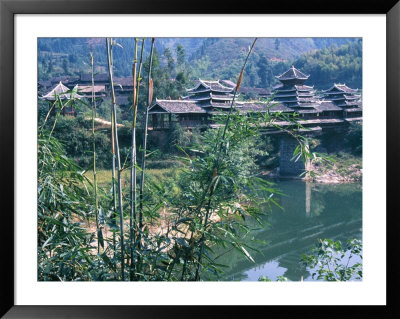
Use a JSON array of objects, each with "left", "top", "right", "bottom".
[
  {"left": 220, "top": 180, "right": 362, "bottom": 281},
  {"left": 305, "top": 181, "right": 311, "bottom": 216}
]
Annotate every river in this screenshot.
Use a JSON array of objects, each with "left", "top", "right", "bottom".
[{"left": 218, "top": 180, "right": 362, "bottom": 281}]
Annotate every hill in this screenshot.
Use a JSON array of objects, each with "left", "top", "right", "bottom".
[
  {"left": 187, "top": 37, "right": 359, "bottom": 88},
  {"left": 38, "top": 37, "right": 359, "bottom": 88},
  {"left": 293, "top": 39, "right": 362, "bottom": 89}
]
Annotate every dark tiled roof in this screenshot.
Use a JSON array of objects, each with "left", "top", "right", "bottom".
[
  {"left": 276, "top": 65, "right": 309, "bottom": 81},
  {"left": 266, "top": 103, "right": 293, "bottom": 112},
  {"left": 149, "top": 100, "right": 207, "bottom": 114},
  {"left": 75, "top": 85, "right": 106, "bottom": 93},
  {"left": 295, "top": 85, "right": 314, "bottom": 91},
  {"left": 298, "top": 97, "right": 318, "bottom": 103},
  {"left": 210, "top": 93, "right": 234, "bottom": 100},
  {"left": 322, "top": 83, "right": 358, "bottom": 94},
  {"left": 297, "top": 93, "right": 314, "bottom": 97},
  {"left": 41, "top": 82, "right": 83, "bottom": 101},
  {"left": 187, "top": 79, "right": 234, "bottom": 93},
  {"left": 114, "top": 77, "right": 134, "bottom": 87},
  {"left": 207, "top": 81, "right": 233, "bottom": 92},
  {"left": 210, "top": 102, "right": 237, "bottom": 109},
  {"left": 275, "top": 92, "right": 297, "bottom": 98},
  {"left": 80, "top": 73, "right": 109, "bottom": 82},
  {"left": 50, "top": 76, "right": 79, "bottom": 84},
  {"left": 344, "top": 108, "right": 363, "bottom": 112},
  {"left": 297, "top": 109, "right": 320, "bottom": 114},
  {"left": 314, "top": 102, "right": 344, "bottom": 112},
  {"left": 220, "top": 80, "right": 236, "bottom": 88},
  {"left": 273, "top": 85, "right": 314, "bottom": 93}
]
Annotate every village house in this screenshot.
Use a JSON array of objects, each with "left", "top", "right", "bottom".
[
  {"left": 39, "top": 73, "right": 136, "bottom": 116},
  {"left": 40, "top": 81, "right": 84, "bottom": 116}
]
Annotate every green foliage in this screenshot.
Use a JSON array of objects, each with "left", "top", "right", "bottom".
[
  {"left": 259, "top": 275, "right": 288, "bottom": 282},
  {"left": 188, "top": 38, "right": 358, "bottom": 89},
  {"left": 37, "top": 37, "right": 337, "bottom": 282},
  {"left": 48, "top": 115, "right": 112, "bottom": 169},
  {"left": 38, "top": 132, "right": 95, "bottom": 280},
  {"left": 294, "top": 39, "right": 362, "bottom": 89},
  {"left": 166, "top": 121, "right": 201, "bottom": 153},
  {"left": 38, "top": 37, "right": 360, "bottom": 92},
  {"left": 344, "top": 122, "right": 362, "bottom": 155},
  {"left": 317, "top": 123, "right": 362, "bottom": 157},
  {"left": 159, "top": 111, "right": 288, "bottom": 280},
  {"left": 302, "top": 238, "right": 362, "bottom": 281}
]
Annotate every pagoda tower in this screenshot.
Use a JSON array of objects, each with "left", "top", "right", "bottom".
[
  {"left": 322, "top": 83, "right": 361, "bottom": 108},
  {"left": 273, "top": 65, "right": 317, "bottom": 108},
  {"left": 185, "top": 79, "right": 238, "bottom": 110}
]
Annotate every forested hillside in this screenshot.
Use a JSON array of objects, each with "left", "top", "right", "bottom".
[
  {"left": 188, "top": 38, "right": 350, "bottom": 82},
  {"left": 38, "top": 37, "right": 360, "bottom": 90},
  {"left": 293, "top": 39, "right": 362, "bottom": 89}
]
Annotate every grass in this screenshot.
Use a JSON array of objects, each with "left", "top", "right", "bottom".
[{"left": 84, "top": 167, "right": 178, "bottom": 188}]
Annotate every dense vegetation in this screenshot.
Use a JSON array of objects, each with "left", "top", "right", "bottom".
[
  {"left": 38, "top": 37, "right": 361, "bottom": 90},
  {"left": 294, "top": 39, "right": 362, "bottom": 89}
]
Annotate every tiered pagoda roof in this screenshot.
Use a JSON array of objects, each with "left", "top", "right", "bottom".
[
  {"left": 148, "top": 70, "right": 362, "bottom": 123},
  {"left": 322, "top": 84, "right": 362, "bottom": 108},
  {"left": 184, "top": 79, "right": 237, "bottom": 107},
  {"left": 41, "top": 81, "right": 83, "bottom": 101},
  {"left": 276, "top": 65, "right": 309, "bottom": 82},
  {"left": 273, "top": 65, "right": 318, "bottom": 108}
]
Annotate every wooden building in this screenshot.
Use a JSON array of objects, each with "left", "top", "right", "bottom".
[
  {"left": 40, "top": 81, "right": 83, "bottom": 116},
  {"left": 148, "top": 65, "right": 362, "bottom": 131},
  {"left": 149, "top": 79, "right": 292, "bottom": 129},
  {"left": 74, "top": 84, "right": 106, "bottom": 97},
  {"left": 322, "top": 84, "right": 362, "bottom": 120},
  {"left": 273, "top": 65, "right": 318, "bottom": 108}
]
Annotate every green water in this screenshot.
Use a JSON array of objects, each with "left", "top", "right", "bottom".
[{"left": 220, "top": 180, "right": 362, "bottom": 281}]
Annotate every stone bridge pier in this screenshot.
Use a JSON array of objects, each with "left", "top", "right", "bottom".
[{"left": 279, "top": 135, "right": 310, "bottom": 177}]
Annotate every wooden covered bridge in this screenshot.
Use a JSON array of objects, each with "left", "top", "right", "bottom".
[{"left": 148, "top": 65, "right": 362, "bottom": 176}]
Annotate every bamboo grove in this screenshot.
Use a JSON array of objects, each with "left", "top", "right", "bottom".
[{"left": 37, "top": 37, "right": 317, "bottom": 281}]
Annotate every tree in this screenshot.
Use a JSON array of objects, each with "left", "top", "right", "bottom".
[
  {"left": 47, "top": 58, "right": 54, "bottom": 74},
  {"left": 163, "top": 47, "right": 175, "bottom": 74},
  {"left": 344, "top": 122, "right": 362, "bottom": 155},
  {"left": 62, "top": 58, "right": 69, "bottom": 75},
  {"left": 176, "top": 43, "right": 185, "bottom": 67},
  {"left": 257, "top": 54, "right": 273, "bottom": 88},
  {"left": 302, "top": 238, "right": 362, "bottom": 281},
  {"left": 274, "top": 38, "right": 280, "bottom": 51}
]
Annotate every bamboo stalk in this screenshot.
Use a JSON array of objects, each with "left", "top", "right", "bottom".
[
  {"left": 129, "top": 38, "right": 145, "bottom": 281},
  {"left": 111, "top": 107, "right": 118, "bottom": 262},
  {"left": 106, "top": 37, "right": 126, "bottom": 281},
  {"left": 129, "top": 38, "right": 138, "bottom": 280},
  {"left": 137, "top": 38, "right": 155, "bottom": 274},
  {"left": 90, "top": 52, "right": 101, "bottom": 254},
  {"left": 194, "top": 38, "right": 258, "bottom": 281}
]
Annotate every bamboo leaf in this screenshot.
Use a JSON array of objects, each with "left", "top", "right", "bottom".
[{"left": 240, "top": 246, "right": 255, "bottom": 263}]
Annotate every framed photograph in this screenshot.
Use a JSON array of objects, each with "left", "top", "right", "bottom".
[{"left": 1, "top": 0, "right": 398, "bottom": 317}]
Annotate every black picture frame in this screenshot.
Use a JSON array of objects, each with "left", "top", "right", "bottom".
[{"left": 1, "top": 0, "right": 398, "bottom": 317}]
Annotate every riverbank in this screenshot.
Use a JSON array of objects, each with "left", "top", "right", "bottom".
[
  {"left": 307, "top": 153, "right": 362, "bottom": 184},
  {"left": 263, "top": 153, "right": 362, "bottom": 184}
]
